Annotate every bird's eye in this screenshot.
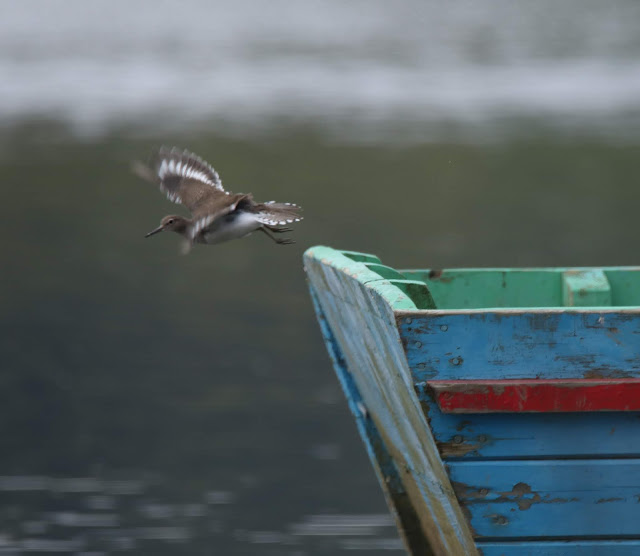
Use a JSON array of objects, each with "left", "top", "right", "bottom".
[{"left": 168, "top": 219, "right": 174, "bottom": 224}]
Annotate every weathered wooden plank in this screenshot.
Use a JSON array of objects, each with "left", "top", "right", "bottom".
[
  {"left": 309, "top": 286, "right": 432, "bottom": 555},
  {"left": 563, "top": 270, "right": 611, "bottom": 307},
  {"left": 449, "top": 459, "right": 640, "bottom": 538},
  {"left": 477, "top": 540, "right": 640, "bottom": 556},
  {"left": 402, "top": 269, "right": 563, "bottom": 309},
  {"left": 340, "top": 250, "right": 381, "bottom": 264},
  {"left": 364, "top": 263, "right": 407, "bottom": 281},
  {"left": 422, "top": 405, "right": 640, "bottom": 459},
  {"left": 401, "top": 267, "right": 640, "bottom": 310},
  {"left": 389, "top": 280, "right": 437, "bottom": 310},
  {"left": 308, "top": 249, "right": 640, "bottom": 552},
  {"left": 399, "top": 310, "right": 640, "bottom": 381},
  {"left": 305, "top": 247, "right": 479, "bottom": 556},
  {"left": 607, "top": 269, "right": 640, "bottom": 306},
  {"left": 429, "top": 379, "right": 640, "bottom": 413}
]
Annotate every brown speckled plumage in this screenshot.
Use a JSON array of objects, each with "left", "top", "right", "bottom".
[{"left": 133, "top": 147, "right": 303, "bottom": 253}]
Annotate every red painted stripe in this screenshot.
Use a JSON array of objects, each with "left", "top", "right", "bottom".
[{"left": 429, "top": 379, "right": 640, "bottom": 413}]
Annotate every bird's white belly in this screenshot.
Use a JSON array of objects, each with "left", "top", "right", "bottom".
[{"left": 201, "top": 212, "right": 261, "bottom": 245}]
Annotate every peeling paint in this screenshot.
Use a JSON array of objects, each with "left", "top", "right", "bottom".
[
  {"left": 455, "top": 481, "right": 580, "bottom": 512},
  {"left": 584, "top": 369, "right": 633, "bottom": 379},
  {"left": 486, "top": 514, "right": 509, "bottom": 525},
  {"left": 452, "top": 482, "right": 489, "bottom": 500},
  {"left": 308, "top": 248, "right": 640, "bottom": 547},
  {"left": 438, "top": 439, "right": 481, "bottom": 458},
  {"left": 306, "top": 247, "right": 479, "bottom": 555},
  {"left": 528, "top": 314, "right": 559, "bottom": 332}
]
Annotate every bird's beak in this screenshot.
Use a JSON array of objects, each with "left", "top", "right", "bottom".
[{"left": 145, "top": 225, "right": 164, "bottom": 238}]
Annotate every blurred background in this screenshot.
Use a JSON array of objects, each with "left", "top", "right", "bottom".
[{"left": 1, "top": 1, "right": 639, "bottom": 554}]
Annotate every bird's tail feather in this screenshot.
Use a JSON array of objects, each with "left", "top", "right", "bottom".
[{"left": 255, "top": 202, "right": 303, "bottom": 227}]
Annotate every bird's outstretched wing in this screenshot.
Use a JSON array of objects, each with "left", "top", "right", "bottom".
[{"left": 132, "top": 146, "right": 229, "bottom": 215}]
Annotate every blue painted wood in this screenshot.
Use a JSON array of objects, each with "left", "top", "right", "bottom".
[
  {"left": 416, "top": 393, "right": 640, "bottom": 459},
  {"left": 307, "top": 247, "right": 640, "bottom": 553},
  {"left": 305, "top": 247, "right": 479, "bottom": 555},
  {"left": 449, "top": 459, "right": 640, "bottom": 538},
  {"left": 477, "top": 541, "right": 640, "bottom": 556},
  {"left": 309, "top": 286, "right": 405, "bottom": 495},
  {"left": 399, "top": 310, "right": 640, "bottom": 381}
]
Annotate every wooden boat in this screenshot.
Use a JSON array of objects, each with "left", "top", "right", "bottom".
[{"left": 304, "top": 246, "right": 640, "bottom": 556}]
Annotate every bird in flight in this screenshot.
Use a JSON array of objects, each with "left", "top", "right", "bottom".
[{"left": 133, "top": 147, "right": 303, "bottom": 253}]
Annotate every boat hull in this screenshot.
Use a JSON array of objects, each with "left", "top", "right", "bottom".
[{"left": 305, "top": 246, "right": 640, "bottom": 555}]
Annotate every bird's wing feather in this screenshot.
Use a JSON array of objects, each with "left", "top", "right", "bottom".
[
  {"left": 156, "top": 146, "right": 224, "bottom": 191},
  {"left": 134, "top": 147, "right": 229, "bottom": 215}
]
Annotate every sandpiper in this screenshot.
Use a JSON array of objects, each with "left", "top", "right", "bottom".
[{"left": 133, "top": 147, "right": 303, "bottom": 253}]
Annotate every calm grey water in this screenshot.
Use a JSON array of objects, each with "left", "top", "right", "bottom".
[{"left": 2, "top": 2, "right": 640, "bottom": 555}]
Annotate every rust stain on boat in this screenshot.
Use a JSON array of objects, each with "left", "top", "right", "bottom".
[
  {"left": 438, "top": 437, "right": 483, "bottom": 458},
  {"left": 452, "top": 482, "right": 490, "bottom": 500},
  {"left": 486, "top": 514, "right": 509, "bottom": 525},
  {"left": 528, "top": 314, "right": 559, "bottom": 332},
  {"left": 455, "top": 481, "right": 579, "bottom": 512},
  {"left": 456, "top": 420, "right": 472, "bottom": 432},
  {"left": 583, "top": 369, "right": 633, "bottom": 378}
]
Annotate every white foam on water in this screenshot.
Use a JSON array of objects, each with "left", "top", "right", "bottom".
[{"left": 1, "top": 0, "right": 639, "bottom": 142}]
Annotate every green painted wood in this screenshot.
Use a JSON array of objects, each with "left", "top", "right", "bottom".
[
  {"left": 401, "top": 267, "right": 640, "bottom": 309},
  {"left": 364, "top": 264, "right": 437, "bottom": 309},
  {"left": 304, "top": 246, "right": 479, "bottom": 556},
  {"left": 340, "top": 250, "right": 382, "bottom": 264},
  {"left": 402, "top": 269, "right": 563, "bottom": 309},
  {"left": 364, "top": 263, "right": 407, "bottom": 281},
  {"left": 388, "top": 280, "right": 437, "bottom": 310},
  {"left": 305, "top": 246, "right": 419, "bottom": 311},
  {"left": 607, "top": 270, "right": 640, "bottom": 305},
  {"left": 563, "top": 270, "right": 611, "bottom": 307}
]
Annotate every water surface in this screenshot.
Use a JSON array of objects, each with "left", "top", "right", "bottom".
[
  {"left": 1, "top": 0, "right": 639, "bottom": 142},
  {"left": 2, "top": 133, "right": 640, "bottom": 553},
  {"left": 2, "top": 1, "right": 640, "bottom": 553}
]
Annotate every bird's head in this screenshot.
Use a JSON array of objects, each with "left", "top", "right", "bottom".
[{"left": 145, "top": 215, "right": 189, "bottom": 238}]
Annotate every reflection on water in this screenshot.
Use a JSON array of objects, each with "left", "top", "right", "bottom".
[
  {"left": 0, "top": 475, "right": 400, "bottom": 554},
  {"left": 290, "top": 514, "right": 395, "bottom": 537}
]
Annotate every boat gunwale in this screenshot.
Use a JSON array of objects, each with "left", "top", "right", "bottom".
[
  {"left": 395, "top": 306, "right": 640, "bottom": 317},
  {"left": 305, "top": 246, "right": 640, "bottom": 315}
]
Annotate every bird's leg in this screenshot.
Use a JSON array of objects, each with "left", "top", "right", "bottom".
[
  {"left": 260, "top": 227, "right": 295, "bottom": 245},
  {"left": 268, "top": 226, "right": 293, "bottom": 233}
]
